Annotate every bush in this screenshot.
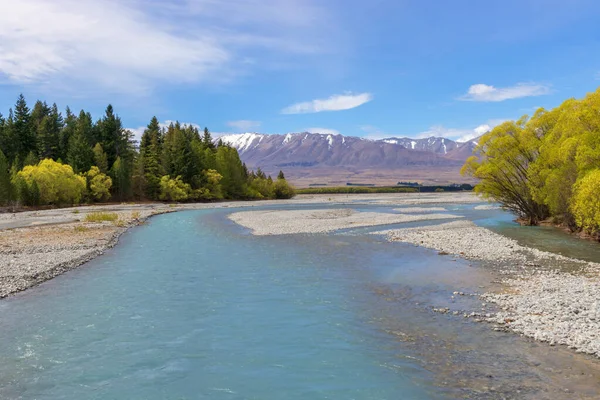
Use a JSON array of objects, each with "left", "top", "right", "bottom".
[
  {"left": 86, "top": 166, "right": 113, "bottom": 202},
  {"left": 435, "top": 188, "right": 445, "bottom": 192},
  {"left": 16, "top": 159, "right": 86, "bottom": 205},
  {"left": 85, "top": 212, "right": 119, "bottom": 222},
  {"left": 273, "top": 179, "right": 296, "bottom": 199},
  {"left": 571, "top": 169, "right": 600, "bottom": 233},
  {"left": 193, "top": 169, "right": 223, "bottom": 201},
  {"left": 159, "top": 175, "right": 191, "bottom": 202},
  {"left": 248, "top": 177, "right": 274, "bottom": 199}
]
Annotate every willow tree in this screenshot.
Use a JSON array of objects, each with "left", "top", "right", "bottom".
[{"left": 461, "top": 117, "right": 549, "bottom": 225}]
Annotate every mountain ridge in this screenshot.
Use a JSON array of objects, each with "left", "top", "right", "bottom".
[{"left": 216, "top": 132, "right": 480, "bottom": 186}]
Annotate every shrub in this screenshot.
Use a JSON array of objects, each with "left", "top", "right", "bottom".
[
  {"left": 85, "top": 212, "right": 119, "bottom": 223},
  {"left": 159, "top": 175, "right": 191, "bottom": 202},
  {"left": 435, "top": 188, "right": 445, "bottom": 192},
  {"left": 16, "top": 159, "right": 86, "bottom": 205},
  {"left": 273, "top": 179, "right": 296, "bottom": 199},
  {"left": 86, "top": 166, "right": 112, "bottom": 202}
]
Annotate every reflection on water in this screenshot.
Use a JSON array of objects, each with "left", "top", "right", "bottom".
[{"left": 0, "top": 203, "right": 599, "bottom": 399}]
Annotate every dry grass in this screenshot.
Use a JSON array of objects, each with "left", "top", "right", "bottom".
[{"left": 85, "top": 212, "right": 119, "bottom": 223}]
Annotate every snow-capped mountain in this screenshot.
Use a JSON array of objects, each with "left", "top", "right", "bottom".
[
  {"left": 381, "top": 136, "right": 459, "bottom": 155},
  {"left": 217, "top": 132, "right": 479, "bottom": 185}
]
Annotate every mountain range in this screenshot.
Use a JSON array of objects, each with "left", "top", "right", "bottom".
[{"left": 217, "top": 132, "right": 480, "bottom": 187}]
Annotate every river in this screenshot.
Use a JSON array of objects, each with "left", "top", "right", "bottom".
[{"left": 1, "top": 203, "right": 599, "bottom": 399}]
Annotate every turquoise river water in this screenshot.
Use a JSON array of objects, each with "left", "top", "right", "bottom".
[{"left": 1, "top": 203, "right": 600, "bottom": 399}]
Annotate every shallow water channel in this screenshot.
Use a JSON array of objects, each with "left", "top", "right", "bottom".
[{"left": 1, "top": 203, "right": 599, "bottom": 399}]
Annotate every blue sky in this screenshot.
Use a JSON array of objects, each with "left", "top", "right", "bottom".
[{"left": 1, "top": 0, "right": 600, "bottom": 142}]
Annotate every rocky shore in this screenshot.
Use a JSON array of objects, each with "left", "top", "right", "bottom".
[
  {"left": 228, "top": 208, "right": 462, "bottom": 235},
  {"left": 376, "top": 221, "right": 600, "bottom": 357}
]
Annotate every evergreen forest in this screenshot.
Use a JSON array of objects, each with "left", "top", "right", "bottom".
[{"left": 0, "top": 95, "right": 294, "bottom": 206}]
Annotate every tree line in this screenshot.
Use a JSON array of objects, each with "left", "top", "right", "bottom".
[
  {"left": 462, "top": 87, "right": 600, "bottom": 236},
  {"left": 0, "top": 94, "right": 294, "bottom": 206}
]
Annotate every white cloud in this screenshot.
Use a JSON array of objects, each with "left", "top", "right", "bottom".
[
  {"left": 282, "top": 92, "right": 373, "bottom": 114},
  {"left": 0, "top": 0, "right": 333, "bottom": 96},
  {"left": 305, "top": 127, "right": 340, "bottom": 135},
  {"left": 459, "top": 83, "right": 551, "bottom": 102},
  {"left": 412, "top": 120, "right": 508, "bottom": 142},
  {"left": 227, "top": 120, "right": 261, "bottom": 131}
]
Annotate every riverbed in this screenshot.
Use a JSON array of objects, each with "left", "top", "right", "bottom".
[{"left": 1, "top": 194, "right": 600, "bottom": 399}]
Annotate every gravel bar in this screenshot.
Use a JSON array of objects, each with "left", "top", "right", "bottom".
[{"left": 376, "top": 220, "right": 600, "bottom": 357}]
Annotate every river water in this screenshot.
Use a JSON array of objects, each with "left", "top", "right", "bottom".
[{"left": 1, "top": 203, "right": 599, "bottom": 399}]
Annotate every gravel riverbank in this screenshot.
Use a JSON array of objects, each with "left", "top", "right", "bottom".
[
  {"left": 375, "top": 221, "right": 600, "bottom": 357},
  {"left": 228, "top": 208, "right": 462, "bottom": 235}
]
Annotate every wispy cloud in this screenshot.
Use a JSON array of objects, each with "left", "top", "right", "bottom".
[
  {"left": 227, "top": 120, "right": 261, "bottom": 131},
  {"left": 0, "top": 0, "right": 334, "bottom": 96},
  {"left": 282, "top": 92, "right": 373, "bottom": 114},
  {"left": 306, "top": 127, "right": 340, "bottom": 135},
  {"left": 459, "top": 83, "right": 551, "bottom": 102}
]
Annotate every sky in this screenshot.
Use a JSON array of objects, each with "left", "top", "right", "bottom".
[{"left": 1, "top": 0, "right": 600, "bottom": 142}]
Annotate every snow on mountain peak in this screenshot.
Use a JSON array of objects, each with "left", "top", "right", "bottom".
[{"left": 219, "top": 133, "right": 265, "bottom": 153}]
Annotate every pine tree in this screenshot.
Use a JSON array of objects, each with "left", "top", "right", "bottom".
[
  {"left": 216, "top": 145, "right": 247, "bottom": 199},
  {"left": 68, "top": 130, "right": 94, "bottom": 174},
  {"left": 140, "top": 116, "right": 163, "bottom": 199},
  {"left": 203, "top": 127, "right": 215, "bottom": 149},
  {"left": 277, "top": 170, "right": 285, "bottom": 180},
  {"left": 30, "top": 100, "right": 50, "bottom": 129},
  {"left": 93, "top": 143, "right": 109, "bottom": 174},
  {"left": 37, "top": 116, "right": 57, "bottom": 159},
  {"left": 110, "top": 156, "right": 132, "bottom": 201},
  {"left": 23, "top": 151, "right": 38, "bottom": 167},
  {"left": 58, "top": 107, "right": 76, "bottom": 161},
  {"left": 13, "top": 94, "right": 35, "bottom": 161},
  {"left": 97, "top": 105, "right": 129, "bottom": 167},
  {"left": 131, "top": 155, "right": 146, "bottom": 200}
]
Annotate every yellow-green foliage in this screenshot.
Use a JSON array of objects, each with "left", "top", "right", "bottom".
[
  {"left": 86, "top": 166, "right": 113, "bottom": 202},
  {"left": 248, "top": 177, "right": 274, "bottom": 199},
  {"left": 571, "top": 170, "right": 600, "bottom": 233},
  {"left": 85, "top": 212, "right": 119, "bottom": 222},
  {"left": 17, "top": 159, "right": 86, "bottom": 205},
  {"left": 463, "top": 87, "right": 600, "bottom": 230},
  {"left": 273, "top": 178, "right": 295, "bottom": 199},
  {"left": 159, "top": 175, "right": 191, "bottom": 202},
  {"left": 194, "top": 169, "right": 223, "bottom": 200}
]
